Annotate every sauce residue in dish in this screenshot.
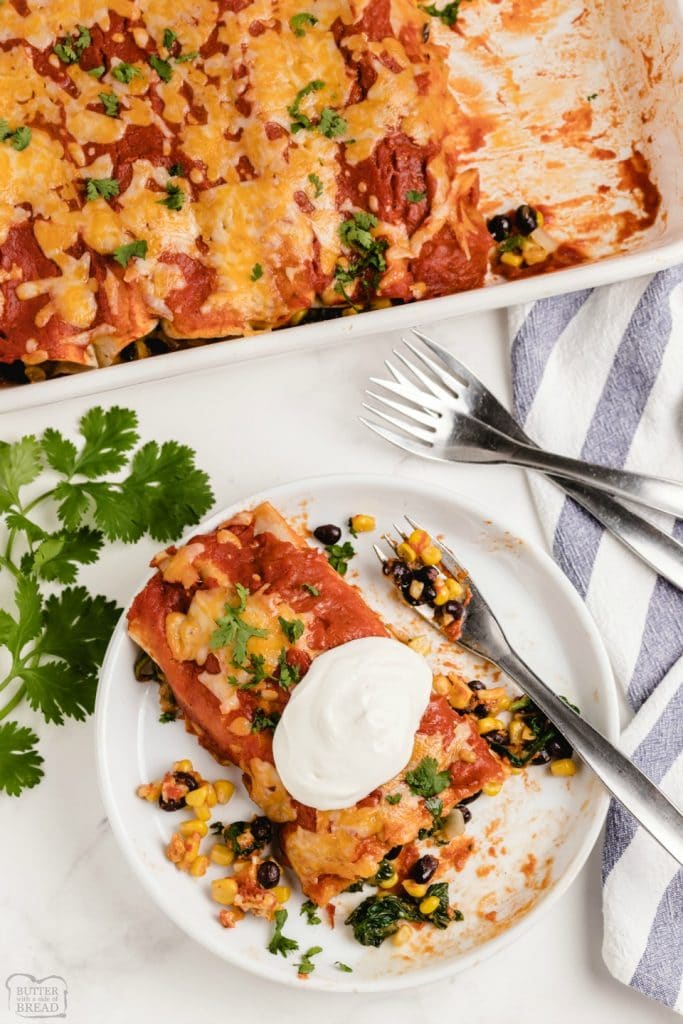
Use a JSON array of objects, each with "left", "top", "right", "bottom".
[{"left": 272, "top": 636, "right": 432, "bottom": 810}]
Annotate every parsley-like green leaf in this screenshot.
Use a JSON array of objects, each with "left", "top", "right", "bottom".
[
  {"left": 287, "top": 78, "right": 324, "bottom": 132},
  {"left": 211, "top": 584, "right": 269, "bottom": 666},
  {"left": 296, "top": 946, "right": 322, "bottom": 976},
  {"left": 88, "top": 65, "right": 106, "bottom": 79},
  {"left": 113, "top": 239, "right": 148, "bottom": 267},
  {"left": 149, "top": 54, "right": 173, "bottom": 82},
  {"left": 278, "top": 616, "right": 304, "bottom": 643},
  {"left": 419, "top": 0, "right": 461, "bottom": 25},
  {"left": 325, "top": 540, "right": 355, "bottom": 575},
  {"left": 251, "top": 708, "right": 281, "bottom": 732},
  {"left": 406, "top": 189, "right": 426, "bottom": 203},
  {"left": 10, "top": 126, "right": 31, "bottom": 152},
  {"left": 290, "top": 12, "right": 318, "bottom": 35},
  {"left": 300, "top": 900, "right": 322, "bottom": 925},
  {"left": 99, "top": 91, "right": 119, "bottom": 117},
  {"left": 276, "top": 649, "right": 300, "bottom": 689},
  {"left": 25, "top": 528, "right": 103, "bottom": 584},
  {"left": 0, "top": 436, "right": 42, "bottom": 510},
  {"left": 268, "top": 910, "right": 299, "bottom": 957},
  {"left": 21, "top": 659, "right": 96, "bottom": 725},
  {"left": 308, "top": 173, "right": 323, "bottom": 198},
  {"left": 317, "top": 107, "right": 347, "bottom": 138},
  {"left": 112, "top": 62, "right": 143, "bottom": 84},
  {"left": 302, "top": 583, "right": 320, "bottom": 596},
  {"left": 176, "top": 51, "right": 198, "bottom": 63},
  {"left": 85, "top": 177, "right": 120, "bottom": 202},
  {"left": 39, "top": 587, "right": 120, "bottom": 682},
  {"left": 405, "top": 756, "right": 451, "bottom": 798},
  {"left": 498, "top": 234, "right": 524, "bottom": 255},
  {"left": 13, "top": 577, "right": 43, "bottom": 656},
  {"left": 163, "top": 28, "right": 178, "bottom": 50},
  {"left": 64, "top": 407, "right": 139, "bottom": 478},
  {"left": 159, "top": 710, "right": 178, "bottom": 723},
  {"left": 334, "top": 212, "right": 388, "bottom": 301},
  {"left": 169, "top": 162, "right": 185, "bottom": 177},
  {"left": 158, "top": 181, "right": 185, "bottom": 211},
  {"left": 385, "top": 792, "right": 402, "bottom": 805},
  {"left": 0, "top": 722, "right": 43, "bottom": 796},
  {"left": 251, "top": 263, "right": 263, "bottom": 281},
  {"left": 53, "top": 25, "right": 91, "bottom": 65},
  {"left": 335, "top": 962, "right": 353, "bottom": 972}
]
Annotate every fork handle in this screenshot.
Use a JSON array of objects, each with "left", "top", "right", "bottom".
[
  {"left": 506, "top": 442, "right": 683, "bottom": 519},
  {"left": 497, "top": 648, "right": 683, "bottom": 865}
]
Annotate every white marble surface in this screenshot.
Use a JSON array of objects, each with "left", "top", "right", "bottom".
[{"left": 0, "top": 311, "right": 674, "bottom": 1023}]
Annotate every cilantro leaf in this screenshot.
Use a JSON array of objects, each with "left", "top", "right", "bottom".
[
  {"left": 406, "top": 189, "right": 426, "bottom": 203},
  {"left": 0, "top": 722, "right": 43, "bottom": 796},
  {"left": 88, "top": 65, "right": 106, "bottom": 79},
  {"left": 40, "top": 587, "right": 121, "bottom": 673},
  {"left": 317, "top": 107, "right": 347, "bottom": 138},
  {"left": 10, "top": 127, "right": 31, "bottom": 152},
  {"left": 40, "top": 429, "right": 77, "bottom": 476},
  {"left": 251, "top": 263, "right": 263, "bottom": 281},
  {"left": 287, "top": 80, "right": 347, "bottom": 138},
  {"left": 99, "top": 91, "right": 119, "bottom": 117},
  {"left": 308, "top": 173, "right": 323, "bottom": 198},
  {"left": 21, "top": 659, "right": 96, "bottom": 725},
  {"left": 163, "top": 28, "right": 178, "bottom": 50},
  {"left": 290, "top": 12, "right": 318, "bottom": 35},
  {"left": 149, "top": 54, "right": 173, "bottom": 82},
  {"left": 300, "top": 900, "right": 322, "bottom": 925},
  {"left": 5, "top": 512, "right": 45, "bottom": 545},
  {"left": 13, "top": 577, "right": 42, "bottom": 655},
  {"left": 302, "top": 583, "right": 319, "bottom": 596},
  {"left": 296, "top": 946, "right": 322, "bottom": 976},
  {"left": 335, "top": 962, "right": 353, "bottom": 972},
  {"left": 251, "top": 708, "right": 281, "bottom": 732},
  {"left": 325, "top": 540, "right": 355, "bottom": 575},
  {"left": 419, "top": 0, "right": 461, "bottom": 25},
  {"left": 85, "top": 178, "right": 120, "bottom": 203},
  {"left": 72, "top": 407, "right": 139, "bottom": 478},
  {"left": 28, "top": 528, "right": 104, "bottom": 584},
  {"left": 112, "top": 62, "right": 143, "bottom": 84},
  {"left": 278, "top": 616, "right": 304, "bottom": 643},
  {"left": 405, "top": 756, "right": 451, "bottom": 798},
  {"left": 268, "top": 910, "right": 299, "bottom": 957},
  {"left": 158, "top": 181, "right": 185, "bottom": 211},
  {"left": 53, "top": 25, "right": 91, "bottom": 65},
  {"left": 113, "top": 240, "right": 148, "bottom": 267},
  {"left": 0, "top": 436, "right": 42, "bottom": 509},
  {"left": 210, "top": 584, "right": 269, "bottom": 666},
  {"left": 276, "top": 649, "right": 300, "bottom": 689},
  {"left": 385, "top": 792, "right": 402, "bottom": 804},
  {"left": 119, "top": 440, "right": 214, "bottom": 541}
]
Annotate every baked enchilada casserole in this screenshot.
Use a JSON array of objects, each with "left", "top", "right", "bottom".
[{"left": 0, "top": 1, "right": 489, "bottom": 381}]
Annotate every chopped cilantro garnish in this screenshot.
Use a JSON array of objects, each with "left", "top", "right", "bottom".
[
  {"left": 88, "top": 65, "right": 106, "bottom": 79},
  {"left": 278, "top": 616, "right": 304, "bottom": 643},
  {"left": 159, "top": 710, "right": 177, "bottom": 723},
  {"left": 290, "top": 12, "right": 318, "bottom": 35},
  {"left": 251, "top": 708, "right": 281, "bottom": 732},
  {"left": 406, "top": 189, "right": 426, "bottom": 203},
  {"left": 317, "top": 107, "right": 347, "bottom": 138},
  {"left": 385, "top": 792, "right": 402, "bottom": 805},
  {"left": 169, "top": 163, "right": 186, "bottom": 177},
  {"left": 149, "top": 54, "right": 173, "bottom": 82},
  {"left": 288, "top": 80, "right": 347, "bottom": 138},
  {"left": 85, "top": 177, "right": 120, "bottom": 202},
  {"left": 419, "top": 0, "right": 461, "bottom": 25},
  {"left": 296, "top": 946, "right": 322, "bottom": 976},
  {"left": 587, "top": 92, "right": 598, "bottom": 101},
  {"left": 335, "top": 962, "right": 353, "bottom": 973},
  {"left": 405, "top": 756, "right": 450, "bottom": 798},
  {"left": 498, "top": 234, "right": 525, "bottom": 254},
  {"left": 300, "top": 899, "right": 322, "bottom": 925},
  {"left": 325, "top": 540, "right": 355, "bottom": 576},
  {"left": 334, "top": 212, "right": 388, "bottom": 302},
  {"left": 99, "top": 92, "right": 119, "bottom": 117},
  {"left": 163, "top": 28, "right": 178, "bottom": 50},
  {"left": 302, "top": 583, "right": 320, "bottom": 596},
  {"left": 424, "top": 795, "right": 445, "bottom": 829},
  {"left": 268, "top": 909, "right": 299, "bottom": 957},
  {"left": 112, "top": 240, "right": 148, "bottom": 268},
  {"left": 276, "top": 649, "right": 300, "bottom": 689},
  {"left": 308, "top": 173, "right": 323, "bottom": 198},
  {"left": 158, "top": 181, "right": 185, "bottom": 211},
  {"left": 176, "top": 51, "right": 198, "bottom": 63},
  {"left": 8, "top": 126, "right": 31, "bottom": 152},
  {"left": 250, "top": 263, "right": 264, "bottom": 281},
  {"left": 112, "top": 62, "right": 143, "bottom": 84},
  {"left": 53, "top": 25, "right": 91, "bottom": 65},
  {"left": 210, "top": 583, "right": 268, "bottom": 667}
]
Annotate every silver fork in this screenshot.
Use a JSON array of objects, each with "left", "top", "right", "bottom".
[
  {"left": 375, "top": 330, "right": 683, "bottom": 591},
  {"left": 374, "top": 520, "right": 683, "bottom": 865},
  {"left": 360, "top": 337, "right": 683, "bottom": 520}
]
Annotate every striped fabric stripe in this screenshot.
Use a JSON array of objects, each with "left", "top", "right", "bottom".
[{"left": 509, "top": 268, "right": 683, "bottom": 1014}]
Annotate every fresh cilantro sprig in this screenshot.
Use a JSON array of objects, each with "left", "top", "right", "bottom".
[
  {"left": 287, "top": 80, "right": 347, "bottom": 139},
  {"left": 405, "top": 756, "right": 451, "bottom": 798},
  {"left": 210, "top": 583, "right": 268, "bottom": 667},
  {"left": 334, "top": 212, "right": 388, "bottom": 305},
  {"left": 0, "top": 407, "right": 214, "bottom": 796},
  {"left": 0, "top": 121, "right": 32, "bottom": 151},
  {"left": 419, "top": 0, "right": 462, "bottom": 25},
  {"left": 53, "top": 25, "right": 91, "bottom": 65},
  {"left": 268, "top": 909, "right": 299, "bottom": 957},
  {"left": 296, "top": 946, "right": 322, "bottom": 976},
  {"left": 300, "top": 899, "right": 322, "bottom": 925},
  {"left": 325, "top": 540, "right": 355, "bottom": 575}
]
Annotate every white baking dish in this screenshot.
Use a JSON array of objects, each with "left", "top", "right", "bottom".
[{"left": 3, "top": 0, "right": 682, "bottom": 413}]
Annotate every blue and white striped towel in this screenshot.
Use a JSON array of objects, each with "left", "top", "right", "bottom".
[{"left": 509, "top": 267, "right": 683, "bottom": 1014}]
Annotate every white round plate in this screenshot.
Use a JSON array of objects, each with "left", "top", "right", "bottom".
[{"left": 96, "top": 473, "right": 618, "bottom": 992}]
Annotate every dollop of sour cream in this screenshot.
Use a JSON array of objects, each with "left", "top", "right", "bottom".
[{"left": 272, "top": 636, "right": 432, "bottom": 810}]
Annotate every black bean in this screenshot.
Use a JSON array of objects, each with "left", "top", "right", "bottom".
[
  {"left": 442, "top": 600, "right": 463, "bottom": 619},
  {"left": 385, "top": 845, "right": 403, "bottom": 861},
  {"left": 486, "top": 730, "right": 509, "bottom": 746},
  {"left": 468, "top": 680, "right": 485, "bottom": 691},
  {"left": 486, "top": 214, "right": 512, "bottom": 242},
  {"left": 473, "top": 703, "right": 489, "bottom": 719},
  {"left": 411, "top": 854, "right": 438, "bottom": 885},
  {"left": 415, "top": 565, "right": 439, "bottom": 585},
  {"left": 515, "top": 204, "right": 538, "bottom": 236},
  {"left": 547, "top": 735, "right": 573, "bottom": 760},
  {"left": 392, "top": 562, "right": 412, "bottom": 586},
  {"left": 251, "top": 816, "right": 273, "bottom": 844},
  {"left": 459, "top": 790, "right": 482, "bottom": 805},
  {"left": 313, "top": 523, "right": 341, "bottom": 545},
  {"left": 257, "top": 860, "right": 281, "bottom": 889},
  {"left": 158, "top": 770, "right": 199, "bottom": 812},
  {"left": 456, "top": 803, "right": 472, "bottom": 824},
  {"left": 531, "top": 749, "right": 551, "bottom": 765}
]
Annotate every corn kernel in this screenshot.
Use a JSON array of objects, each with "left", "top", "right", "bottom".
[
  {"left": 477, "top": 717, "right": 504, "bottom": 735},
  {"left": 497, "top": 695, "right": 512, "bottom": 712},
  {"left": 371, "top": 297, "right": 393, "bottom": 310},
  {"left": 230, "top": 716, "right": 251, "bottom": 737},
  {"left": 205, "top": 783, "right": 218, "bottom": 806},
  {"left": 510, "top": 766, "right": 523, "bottom": 775},
  {"left": 446, "top": 578, "right": 466, "bottom": 601},
  {"left": 421, "top": 545, "right": 442, "bottom": 567},
  {"left": 458, "top": 747, "right": 477, "bottom": 764},
  {"left": 210, "top": 843, "right": 234, "bottom": 867},
  {"left": 137, "top": 782, "right": 161, "bottom": 802},
  {"left": 447, "top": 675, "right": 473, "bottom": 711},
  {"left": 190, "top": 855, "right": 209, "bottom": 877},
  {"left": 396, "top": 542, "right": 416, "bottom": 562},
  {"left": 433, "top": 674, "right": 450, "bottom": 696},
  {"left": 185, "top": 785, "right": 208, "bottom": 808},
  {"left": 378, "top": 871, "right": 398, "bottom": 889},
  {"left": 550, "top": 758, "right": 576, "bottom": 777},
  {"left": 433, "top": 588, "right": 450, "bottom": 607},
  {"left": 173, "top": 759, "right": 193, "bottom": 772},
  {"left": 274, "top": 885, "right": 291, "bottom": 904},
  {"left": 211, "top": 877, "right": 238, "bottom": 905},
  {"left": 500, "top": 250, "right": 523, "bottom": 268},
  {"left": 350, "top": 514, "right": 376, "bottom": 533},
  {"left": 408, "top": 529, "right": 429, "bottom": 552},
  {"left": 508, "top": 719, "right": 525, "bottom": 745},
  {"left": 392, "top": 924, "right": 413, "bottom": 947},
  {"left": 403, "top": 880, "right": 427, "bottom": 899},
  {"left": 419, "top": 895, "right": 440, "bottom": 915},
  {"left": 536, "top": 209, "right": 545, "bottom": 227},
  {"left": 179, "top": 819, "right": 208, "bottom": 837},
  {"left": 482, "top": 781, "right": 503, "bottom": 797},
  {"left": 520, "top": 238, "right": 547, "bottom": 266},
  {"left": 195, "top": 804, "right": 211, "bottom": 821}
]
